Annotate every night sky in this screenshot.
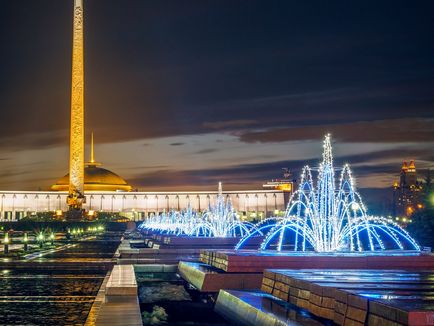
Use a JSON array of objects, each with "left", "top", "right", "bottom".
[{"left": 0, "top": 1, "right": 433, "bottom": 210}]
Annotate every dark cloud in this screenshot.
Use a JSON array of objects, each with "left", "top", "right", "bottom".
[
  {"left": 1, "top": 1, "right": 434, "bottom": 149},
  {"left": 125, "top": 165, "right": 169, "bottom": 171},
  {"left": 0, "top": 170, "right": 31, "bottom": 179},
  {"left": 194, "top": 148, "right": 219, "bottom": 155},
  {"left": 0, "top": 131, "right": 68, "bottom": 151},
  {"left": 0, "top": 0, "right": 434, "bottom": 193},
  {"left": 131, "top": 147, "right": 434, "bottom": 191},
  {"left": 238, "top": 118, "right": 434, "bottom": 143},
  {"left": 203, "top": 119, "right": 257, "bottom": 130}
]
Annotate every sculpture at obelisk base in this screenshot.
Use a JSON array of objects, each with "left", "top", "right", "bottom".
[{"left": 67, "top": 0, "right": 86, "bottom": 220}]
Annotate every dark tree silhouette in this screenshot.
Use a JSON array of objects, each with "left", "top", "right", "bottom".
[{"left": 407, "top": 169, "right": 434, "bottom": 249}]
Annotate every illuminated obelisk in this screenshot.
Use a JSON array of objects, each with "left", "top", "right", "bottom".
[{"left": 67, "top": 0, "right": 86, "bottom": 217}]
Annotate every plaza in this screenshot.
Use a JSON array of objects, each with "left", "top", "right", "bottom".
[{"left": 0, "top": 0, "right": 433, "bottom": 325}]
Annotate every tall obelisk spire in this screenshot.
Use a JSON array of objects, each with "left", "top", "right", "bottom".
[{"left": 67, "top": 0, "right": 85, "bottom": 213}]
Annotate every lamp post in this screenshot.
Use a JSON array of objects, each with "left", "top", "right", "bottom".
[
  {"left": 23, "top": 232, "right": 28, "bottom": 251},
  {"left": 66, "top": 228, "right": 71, "bottom": 240},
  {"left": 50, "top": 232, "right": 55, "bottom": 245},
  {"left": 37, "top": 232, "right": 44, "bottom": 248},
  {"left": 4, "top": 232, "right": 9, "bottom": 254}
]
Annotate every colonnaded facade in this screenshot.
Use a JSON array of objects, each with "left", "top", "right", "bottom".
[{"left": 0, "top": 189, "right": 285, "bottom": 221}]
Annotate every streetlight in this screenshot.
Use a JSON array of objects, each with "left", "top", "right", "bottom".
[
  {"left": 3, "top": 232, "right": 9, "bottom": 254},
  {"left": 23, "top": 232, "right": 28, "bottom": 251},
  {"left": 50, "top": 232, "right": 55, "bottom": 245},
  {"left": 37, "top": 232, "right": 44, "bottom": 248}
]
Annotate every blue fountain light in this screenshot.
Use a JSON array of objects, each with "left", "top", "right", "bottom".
[
  {"left": 139, "top": 183, "right": 259, "bottom": 238},
  {"left": 237, "top": 135, "right": 420, "bottom": 252}
]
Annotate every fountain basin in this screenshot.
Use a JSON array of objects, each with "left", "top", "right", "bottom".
[
  {"left": 259, "top": 269, "right": 434, "bottom": 325},
  {"left": 201, "top": 249, "right": 434, "bottom": 273},
  {"left": 214, "top": 289, "right": 325, "bottom": 326},
  {"left": 178, "top": 261, "right": 262, "bottom": 292}
]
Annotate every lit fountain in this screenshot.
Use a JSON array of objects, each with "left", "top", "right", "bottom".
[
  {"left": 139, "top": 182, "right": 259, "bottom": 238},
  {"left": 237, "top": 135, "right": 419, "bottom": 252},
  {"left": 138, "top": 209, "right": 195, "bottom": 235},
  {"left": 178, "top": 135, "right": 429, "bottom": 306}
]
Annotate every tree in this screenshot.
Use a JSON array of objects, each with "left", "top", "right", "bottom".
[
  {"left": 407, "top": 169, "right": 434, "bottom": 249},
  {"left": 407, "top": 207, "right": 434, "bottom": 248},
  {"left": 421, "top": 169, "right": 433, "bottom": 209}
]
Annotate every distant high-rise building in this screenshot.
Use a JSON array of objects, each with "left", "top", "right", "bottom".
[{"left": 393, "top": 160, "right": 423, "bottom": 217}]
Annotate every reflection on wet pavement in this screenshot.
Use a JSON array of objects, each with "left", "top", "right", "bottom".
[{"left": 0, "top": 236, "right": 120, "bottom": 325}]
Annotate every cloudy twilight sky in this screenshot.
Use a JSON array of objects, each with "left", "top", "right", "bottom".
[{"left": 0, "top": 1, "right": 433, "bottom": 202}]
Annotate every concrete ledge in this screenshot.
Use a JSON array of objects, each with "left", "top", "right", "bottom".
[
  {"left": 105, "top": 265, "right": 137, "bottom": 297},
  {"left": 178, "top": 261, "right": 262, "bottom": 292},
  {"left": 215, "top": 289, "right": 322, "bottom": 326},
  {"left": 119, "top": 248, "right": 141, "bottom": 255},
  {"left": 118, "top": 245, "right": 202, "bottom": 265},
  {"left": 134, "top": 264, "right": 178, "bottom": 273},
  {"left": 95, "top": 296, "right": 142, "bottom": 326},
  {"left": 86, "top": 265, "right": 142, "bottom": 326},
  {"left": 118, "top": 257, "right": 199, "bottom": 265},
  {"left": 120, "top": 247, "right": 202, "bottom": 257},
  {"left": 114, "top": 240, "right": 131, "bottom": 258},
  {"left": 201, "top": 250, "right": 434, "bottom": 272}
]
